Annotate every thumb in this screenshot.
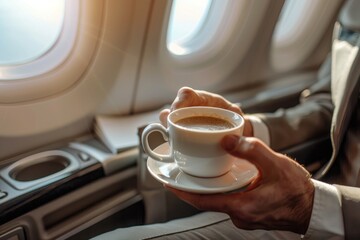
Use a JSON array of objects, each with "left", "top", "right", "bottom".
[{"left": 221, "top": 135, "right": 278, "bottom": 174}]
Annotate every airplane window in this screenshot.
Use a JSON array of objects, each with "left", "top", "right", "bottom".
[
  {"left": 0, "top": 0, "right": 65, "bottom": 65},
  {"left": 167, "top": 0, "right": 212, "bottom": 55},
  {"left": 273, "top": 0, "right": 310, "bottom": 45},
  {"left": 271, "top": 0, "right": 342, "bottom": 71}
]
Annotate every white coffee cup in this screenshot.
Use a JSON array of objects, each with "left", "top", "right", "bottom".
[{"left": 141, "top": 106, "right": 244, "bottom": 178}]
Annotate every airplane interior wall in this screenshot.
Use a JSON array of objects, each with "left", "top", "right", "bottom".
[
  {"left": 0, "top": 0, "right": 344, "bottom": 160},
  {"left": 0, "top": 0, "right": 149, "bottom": 159}
]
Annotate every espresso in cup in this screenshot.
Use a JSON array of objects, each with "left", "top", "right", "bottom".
[
  {"left": 175, "top": 116, "right": 235, "bottom": 131},
  {"left": 142, "top": 107, "right": 244, "bottom": 178}
]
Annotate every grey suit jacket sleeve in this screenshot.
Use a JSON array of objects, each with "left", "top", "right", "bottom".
[
  {"left": 253, "top": 56, "right": 334, "bottom": 151},
  {"left": 334, "top": 184, "right": 360, "bottom": 240}
]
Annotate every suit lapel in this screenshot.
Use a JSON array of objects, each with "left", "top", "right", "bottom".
[
  {"left": 331, "top": 35, "right": 360, "bottom": 153},
  {"left": 315, "top": 28, "right": 360, "bottom": 179}
]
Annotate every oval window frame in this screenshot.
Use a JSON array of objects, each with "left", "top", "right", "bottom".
[
  {"left": 271, "top": 0, "right": 343, "bottom": 71},
  {"left": 157, "top": 0, "right": 268, "bottom": 86},
  {"left": 0, "top": 0, "right": 101, "bottom": 104}
]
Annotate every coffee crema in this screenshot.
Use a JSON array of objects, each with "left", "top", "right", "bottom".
[{"left": 175, "top": 116, "right": 235, "bottom": 131}]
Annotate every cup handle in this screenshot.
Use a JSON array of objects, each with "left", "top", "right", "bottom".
[{"left": 141, "top": 123, "right": 173, "bottom": 163}]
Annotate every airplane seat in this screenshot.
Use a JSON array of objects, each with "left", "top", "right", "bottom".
[{"left": 338, "top": 0, "right": 360, "bottom": 33}]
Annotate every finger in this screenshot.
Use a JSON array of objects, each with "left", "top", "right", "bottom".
[
  {"left": 244, "top": 173, "right": 262, "bottom": 191},
  {"left": 159, "top": 109, "right": 170, "bottom": 127},
  {"left": 170, "top": 87, "right": 199, "bottom": 111},
  {"left": 171, "top": 87, "right": 243, "bottom": 115},
  {"left": 221, "top": 135, "right": 281, "bottom": 175},
  {"left": 196, "top": 90, "right": 243, "bottom": 115},
  {"left": 165, "top": 186, "right": 234, "bottom": 212}
]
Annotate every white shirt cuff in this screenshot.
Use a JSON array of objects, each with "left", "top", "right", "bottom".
[
  {"left": 246, "top": 115, "right": 270, "bottom": 146},
  {"left": 303, "top": 179, "right": 344, "bottom": 239}
]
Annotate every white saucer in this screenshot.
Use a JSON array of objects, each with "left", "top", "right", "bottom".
[{"left": 147, "top": 143, "right": 259, "bottom": 194}]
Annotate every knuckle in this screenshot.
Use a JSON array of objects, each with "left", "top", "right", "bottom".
[
  {"left": 251, "top": 137, "right": 264, "bottom": 149},
  {"left": 178, "top": 86, "right": 193, "bottom": 96},
  {"left": 239, "top": 137, "right": 258, "bottom": 152},
  {"left": 230, "top": 103, "right": 243, "bottom": 114},
  {"left": 250, "top": 139, "right": 261, "bottom": 150}
]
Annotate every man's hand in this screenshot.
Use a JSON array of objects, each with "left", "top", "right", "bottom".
[
  {"left": 159, "top": 87, "right": 254, "bottom": 136},
  {"left": 166, "top": 135, "right": 315, "bottom": 234}
]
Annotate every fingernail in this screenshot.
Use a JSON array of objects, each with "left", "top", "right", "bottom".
[{"left": 221, "top": 135, "right": 240, "bottom": 151}]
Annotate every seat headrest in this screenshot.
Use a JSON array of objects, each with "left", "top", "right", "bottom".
[{"left": 339, "top": 0, "right": 360, "bottom": 32}]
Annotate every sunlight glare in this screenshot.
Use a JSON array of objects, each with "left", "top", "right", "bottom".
[{"left": 0, "top": 0, "right": 65, "bottom": 65}]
